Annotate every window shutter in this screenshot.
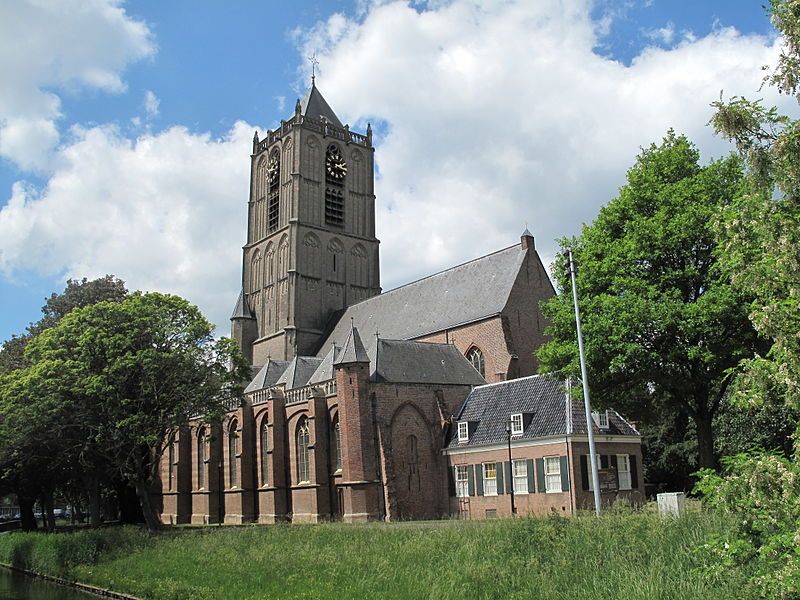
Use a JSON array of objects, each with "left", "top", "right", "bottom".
[
  {"left": 467, "top": 464, "right": 475, "bottom": 496},
  {"left": 497, "top": 462, "right": 505, "bottom": 495},
  {"left": 612, "top": 455, "right": 620, "bottom": 489},
  {"left": 526, "top": 459, "right": 535, "bottom": 493},
  {"left": 536, "top": 458, "right": 545, "bottom": 493},
  {"left": 560, "top": 455, "right": 570, "bottom": 492},
  {"left": 447, "top": 465, "right": 455, "bottom": 497},
  {"left": 476, "top": 465, "right": 484, "bottom": 496},
  {"left": 580, "top": 454, "right": 589, "bottom": 491},
  {"left": 505, "top": 461, "right": 513, "bottom": 493},
  {"left": 630, "top": 454, "right": 639, "bottom": 490}
]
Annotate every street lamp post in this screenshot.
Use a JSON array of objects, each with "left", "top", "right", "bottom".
[
  {"left": 565, "top": 247, "right": 602, "bottom": 517},
  {"left": 505, "top": 421, "right": 517, "bottom": 516}
]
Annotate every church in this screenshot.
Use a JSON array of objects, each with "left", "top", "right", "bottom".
[{"left": 157, "top": 83, "right": 643, "bottom": 524}]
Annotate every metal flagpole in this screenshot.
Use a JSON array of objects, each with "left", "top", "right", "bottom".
[{"left": 565, "top": 247, "right": 602, "bottom": 516}]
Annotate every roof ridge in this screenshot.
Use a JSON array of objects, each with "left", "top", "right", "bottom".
[
  {"left": 338, "top": 243, "right": 522, "bottom": 312},
  {"left": 473, "top": 372, "right": 551, "bottom": 391}
]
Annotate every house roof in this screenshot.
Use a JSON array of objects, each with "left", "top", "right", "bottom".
[
  {"left": 316, "top": 244, "right": 527, "bottom": 352},
  {"left": 446, "top": 374, "right": 639, "bottom": 448},
  {"left": 244, "top": 360, "right": 291, "bottom": 394},
  {"left": 300, "top": 84, "right": 343, "bottom": 128},
  {"left": 231, "top": 289, "right": 254, "bottom": 320},
  {"left": 275, "top": 356, "right": 325, "bottom": 390}
]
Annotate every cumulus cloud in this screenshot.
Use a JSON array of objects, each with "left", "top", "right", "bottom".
[
  {"left": 143, "top": 90, "right": 160, "bottom": 119},
  {"left": 1, "top": 0, "right": 796, "bottom": 337},
  {"left": 0, "top": 122, "right": 256, "bottom": 331},
  {"left": 643, "top": 21, "right": 676, "bottom": 45},
  {"left": 294, "top": 0, "right": 792, "bottom": 290},
  {"left": 0, "top": 0, "right": 154, "bottom": 170}
]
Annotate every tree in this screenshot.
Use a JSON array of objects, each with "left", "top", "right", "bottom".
[
  {"left": 24, "top": 292, "right": 248, "bottom": 531},
  {"left": 710, "top": 0, "right": 800, "bottom": 426},
  {"left": 537, "top": 131, "right": 761, "bottom": 469}
]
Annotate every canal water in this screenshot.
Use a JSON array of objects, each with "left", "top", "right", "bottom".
[{"left": 0, "top": 568, "right": 96, "bottom": 599}]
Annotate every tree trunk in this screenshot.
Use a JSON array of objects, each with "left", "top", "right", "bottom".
[
  {"left": 87, "top": 474, "right": 102, "bottom": 527},
  {"left": 133, "top": 476, "right": 161, "bottom": 532},
  {"left": 41, "top": 492, "right": 56, "bottom": 533},
  {"left": 18, "top": 495, "right": 37, "bottom": 532},
  {"left": 694, "top": 407, "right": 717, "bottom": 470}
]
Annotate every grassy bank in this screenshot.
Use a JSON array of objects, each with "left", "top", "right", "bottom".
[{"left": 0, "top": 511, "right": 747, "bottom": 600}]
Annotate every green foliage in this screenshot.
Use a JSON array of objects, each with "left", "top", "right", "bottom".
[
  {"left": 695, "top": 453, "right": 800, "bottom": 599},
  {"left": 714, "top": 396, "right": 797, "bottom": 457},
  {"left": 710, "top": 0, "right": 800, "bottom": 418},
  {"left": 0, "top": 514, "right": 746, "bottom": 600},
  {"left": 537, "top": 131, "right": 757, "bottom": 468}
]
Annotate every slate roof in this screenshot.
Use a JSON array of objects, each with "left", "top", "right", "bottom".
[
  {"left": 447, "top": 374, "right": 639, "bottom": 448},
  {"left": 231, "top": 289, "right": 254, "bottom": 320},
  {"left": 316, "top": 244, "right": 527, "bottom": 353},
  {"left": 370, "top": 339, "right": 485, "bottom": 385},
  {"left": 244, "top": 360, "right": 291, "bottom": 394},
  {"left": 300, "top": 84, "right": 343, "bottom": 128},
  {"left": 308, "top": 344, "right": 339, "bottom": 385},
  {"left": 336, "top": 325, "right": 370, "bottom": 365},
  {"left": 275, "top": 356, "right": 324, "bottom": 390}
]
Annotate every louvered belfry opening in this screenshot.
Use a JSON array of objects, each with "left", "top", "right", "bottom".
[{"left": 267, "top": 149, "right": 280, "bottom": 233}]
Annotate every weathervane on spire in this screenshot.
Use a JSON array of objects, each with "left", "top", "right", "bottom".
[{"left": 308, "top": 51, "right": 319, "bottom": 85}]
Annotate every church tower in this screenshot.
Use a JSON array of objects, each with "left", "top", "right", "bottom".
[{"left": 231, "top": 83, "right": 381, "bottom": 365}]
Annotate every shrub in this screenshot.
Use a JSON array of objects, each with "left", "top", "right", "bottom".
[{"left": 695, "top": 452, "right": 800, "bottom": 599}]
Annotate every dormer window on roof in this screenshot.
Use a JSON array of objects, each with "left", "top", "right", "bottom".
[
  {"left": 457, "top": 421, "right": 469, "bottom": 442},
  {"left": 592, "top": 410, "right": 610, "bottom": 429},
  {"left": 510, "top": 413, "right": 524, "bottom": 435}
]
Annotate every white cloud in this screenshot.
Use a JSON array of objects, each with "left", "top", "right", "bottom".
[
  {"left": 0, "top": 0, "right": 796, "bottom": 339},
  {"left": 0, "top": 123, "right": 256, "bottom": 332},
  {"left": 0, "top": 0, "right": 154, "bottom": 170},
  {"left": 143, "top": 90, "right": 160, "bottom": 119},
  {"left": 643, "top": 21, "right": 676, "bottom": 45},
  {"left": 293, "top": 0, "right": 792, "bottom": 290}
]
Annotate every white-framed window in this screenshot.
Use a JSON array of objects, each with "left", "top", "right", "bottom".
[
  {"left": 544, "top": 456, "right": 562, "bottom": 493},
  {"left": 455, "top": 465, "right": 469, "bottom": 498},
  {"left": 617, "top": 454, "right": 632, "bottom": 490},
  {"left": 592, "top": 410, "right": 609, "bottom": 429},
  {"left": 483, "top": 463, "right": 498, "bottom": 496},
  {"left": 510, "top": 413, "right": 523, "bottom": 435},
  {"left": 512, "top": 459, "right": 528, "bottom": 494},
  {"left": 457, "top": 421, "right": 469, "bottom": 442}
]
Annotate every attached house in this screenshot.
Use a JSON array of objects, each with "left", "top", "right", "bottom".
[{"left": 443, "top": 374, "right": 644, "bottom": 519}]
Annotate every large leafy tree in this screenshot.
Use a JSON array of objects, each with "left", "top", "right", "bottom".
[
  {"left": 22, "top": 292, "right": 248, "bottom": 531},
  {"left": 538, "top": 132, "right": 761, "bottom": 470},
  {"left": 710, "top": 0, "right": 800, "bottom": 424}
]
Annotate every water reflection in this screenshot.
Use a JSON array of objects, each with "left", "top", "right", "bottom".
[{"left": 0, "top": 568, "right": 95, "bottom": 600}]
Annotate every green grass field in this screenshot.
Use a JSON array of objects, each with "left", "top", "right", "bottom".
[{"left": 0, "top": 511, "right": 748, "bottom": 600}]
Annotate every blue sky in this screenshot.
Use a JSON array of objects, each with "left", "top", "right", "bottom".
[{"left": 0, "top": 0, "right": 788, "bottom": 343}]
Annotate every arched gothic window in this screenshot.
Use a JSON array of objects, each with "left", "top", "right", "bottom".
[
  {"left": 296, "top": 417, "right": 310, "bottom": 483},
  {"left": 167, "top": 433, "right": 176, "bottom": 491},
  {"left": 325, "top": 144, "right": 346, "bottom": 226},
  {"left": 467, "top": 347, "right": 485, "bottom": 379},
  {"left": 260, "top": 418, "right": 269, "bottom": 487},
  {"left": 251, "top": 250, "right": 262, "bottom": 292},
  {"left": 197, "top": 427, "right": 207, "bottom": 489},
  {"left": 228, "top": 419, "right": 239, "bottom": 488},
  {"left": 265, "top": 243, "right": 275, "bottom": 285},
  {"left": 267, "top": 149, "right": 280, "bottom": 232},
  {"left": 277, "top": 235, "right": 289, "bottom": 277},
  {"left": 331, "top": 415, "right": 341, "bottom": 472},
  {"left": 351, "top": 244, "right": 368, "bottom": 287}
]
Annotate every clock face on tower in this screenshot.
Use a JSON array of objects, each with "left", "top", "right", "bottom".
[
  {"left": 267, "top": 155, "right": 279, "bottom": 185},
  {"left": 326, "top": 146, "right": 347, "bottom": 181}
]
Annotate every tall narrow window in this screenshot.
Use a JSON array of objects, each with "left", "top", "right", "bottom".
[
  {"left": 467, "top": 347, "right": 485, "bottom": 379},
  {"left": 544, "top": 456, "right": 562, "bottom": 493},
  {"left": 332, "top": 415, "right": 341, "bottom": 472},
  {"left": 325, "top": 144, "right": 346, "bottom": 226},
  {"left": 513, "top": 459, "right": 528, "bottom": 494},
  {"left": 483, "top": 463, "right": 498, "bottom": 496},
  {"left": 228, "top": 419, "right": 238, "bottom": 488},
  {"left": 297, "top": 418, "right": 310, "bottom": 483},
  {"left": 267, "top": 150, "right": 280, "bottom": 232},
  {"left": 617, "top": 454, "right": 632, "bottom": 490},
  {"left": 260, "top": 419, "right": 269, "bottom": 487},
  {"left": 455, "top": 465, "right": 469, "bottom": 498},
  {"left": 197, "top": 428, "right": 206, "bottom": 490},
  {"left": 167, "top": 434, "right": 175, "bottom": 491}
]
